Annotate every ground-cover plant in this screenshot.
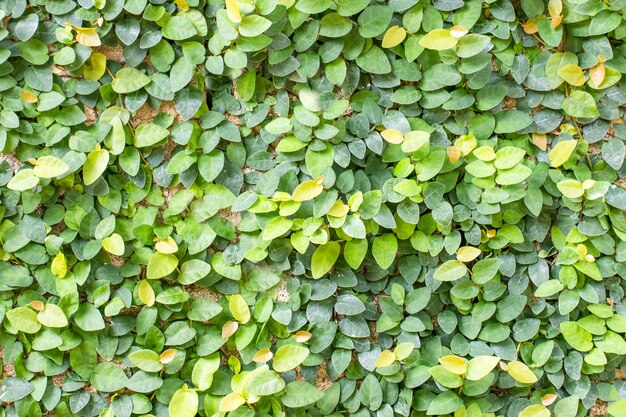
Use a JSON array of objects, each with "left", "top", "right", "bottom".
[{"left": 0, "top": 0, "right": 625, "bottom": 416}]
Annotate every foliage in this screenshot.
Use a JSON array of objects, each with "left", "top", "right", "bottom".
[{"left": 0, "top": 0, "right": 625, "bottom": 417}]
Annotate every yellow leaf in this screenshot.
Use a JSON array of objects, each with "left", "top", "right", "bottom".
[
  {"left": 20, "top": 91, "right": 38, "bottom": 104},
  {"left": 382, "top": 26, "right": 407, "bottom": 48},
  {"left": 220, "top": 392, "right": 246, "bottom": 413},
  {"left": 473, "top": 146, "right": 496, "bottom": 161},
  {"left": 419, "top": 29, "right": 457, "bottom": 50},
  {"left": 522, "top": 20, "right": 538, "bottom": 34},
  {"left": 175, "top": 0, "right": 190, "bottom": 11},
  {"left": 253, "top": 348, "right": 273, "bottom": 363},
  {"left": 381, "top": 128, "right": 404, "bottom": 144},
  {"left": 75, "top": 27, "right": 101, "bottom": 47},
  {"left": 229, "top": 294, "right": 251, "bottom": 324},
  {"left": 507, "top": 360, "right": 538, "bottom": 384},
  {"left": 519, "top": 405, "right": 550, "bottom": 417},
  {"left": 548, "top": 0, "right": 562, "bottom": 17},
  {"left": 155, "top": 236, "right": 179, "bottom": 254},
  {"left": 327, "top": 200, "right": 349, "bottom": 217},
  {"left": 222, "top": 321, "right": 239, "bottom": 338},
  {"left": 160, "top": 348, "right": 177, "bottom": 364},
  {"left": 138, "top": 280, "right": 155, "bottom": 307},
  {"left": 532, "top": 133, "right": 547, "bottom": 151},
  {"left": 549, "top": 140, "right": 577, "bottom": 168},
  {"left": 226, "top": 0, "right": 242, "bottom": 23},
  {"left": 589, "top": 63, "right": 606, "bottom": 87},
  {"left": 558, "top": 64, "right": 585, "bottom": 87},
  {"left": 375, "top": 350, "right": 396, "bottom": 368},
  {"left": 550, "top": 14, "right": 562, "bottom": 29},
  {"left": 438, "top": 355, "right": 467, "bottom": 375},
  {"left": 292, "top": 179, "right": 324, "bottom": 201},
  {"left": 456, "top": 246, "right": 481, "bottom": 263},
  {"left": 51, "top": 252, "right": 67, "bottom": 278}
]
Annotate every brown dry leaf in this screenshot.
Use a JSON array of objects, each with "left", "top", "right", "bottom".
[
  {"left": 532, "top": 132, "right": 547, "bottom": 151},
  {"left": 447, "top": 146, "right": 461, "bottom": 163},
  {"left": 589, "top": 63, "right": 606, "bottom": 86}
]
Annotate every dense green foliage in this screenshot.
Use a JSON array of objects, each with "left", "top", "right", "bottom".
[{"left": 0, "top": 0, "right": 626, "bottom": 416}]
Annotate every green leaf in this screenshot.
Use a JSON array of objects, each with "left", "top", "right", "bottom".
[
  {"left": 112, "top": 68, "right": 151, "bottom": 94},
  {"left": 135, "top": 123, "right": 170, "bottom": 147},
  {"left": 372, "top": 234, "right": 398, "bottom": 269},
  {"left": 90, "top": 362, "right": 128, "bottom": 392},
  {"left": 162, "top": 16, "right": 197, "bottom": 40},
  {"left": 245, "top": 367, "right": 285, "bottom": 396},
  {"left": 562, "top": 91, "right": 599, "bottom": 118},
  {"left": 239, "top": 15, "right": 272, "bottom": 37},
  {"left": 192, "top": 354, "right": 220, "bottom": 391},
  {"left": 281, "top": 381, "right": 324, "bottom": 408},
  {"left": 129, "top": 349, "right": 163, "bottom": 372}
]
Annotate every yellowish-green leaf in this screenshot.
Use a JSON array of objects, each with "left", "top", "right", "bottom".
[
  {"left": 311, "top": 241, "right": 341, "bottom": 279},
  {"left": 382, "top": 26, "right": 406, "bottom": 48},
  {"left": 229, "top": 294, "right": 251, "bottom": 324},
  {"left": 375, "top": 350, "right": 396, "bottom": 368},
  {"left": 419, "top": 29, "right": 457, "bottom": 50},
  {"left": 8, "top": 169, "right": 39, "bottom": 191},
  {"left": 520, "top": 405, "right": 550, "bottom": 417},
  {"left": 465, "top": 356, "right": 500, "bottom": 381},
  {"left": 558, "top": 64, "right": 585, "bottom": 86},
  {"left": 273, "top": 344, "right": 309, "bottom": 372},
  {"left": 51, "top": 251, "right": 67, "bottom": 278},
  {"left": 507, "top": 360, "right": 538, "bottom": 384},
  {"left": 155, "top": 236, "right": 178, "bottom": 254},
  {"left": 138, "top": 280, "right": 155, "bottom": 307},
  {"left": 549, "top": 140, "right": 577, "bottom": 168},
  {"left": 83, "top": 146, "right": 109, "bottom": 185},
  {"left": 225, "top": 0, "right": 242, "bottom": 23},
  {"left": 439, "top": 355, "right": 467, "bottom": 375},
  {"left": 557, "top": 179, "right": 584, "bottom": 199},
  {"left": 219, "top": 392, "right": 246, "bottom": 413},
  {"left": 84, "top": 52, "right": 106, "bottom": 81},
  {"left": 393, "top": 343, "right": 415, "bottom": 361},
  {"left": 292, "top": 178, "right": 324, "bottom": 201},
  {"left": 102, "top": 233, "right": 125, "bottom": 256},
  {"left": 147, "top": 252, "right": 178, "bottom": 279},
  {"left": 456, "top": 246, "right": 481, "bottom": 263},
  {"left": 381, "top": 128, "right": 404, "bottom": 144},
  {"left": 37, "top": 304, "right": 69, "bottom": 328},
  {"left": 169, "top": 386, "right": 198, "bottom": 417},
  {"left": 33, "top": 156, "right": 69, "bottom": 178},
  {"left": 75, "top": 27, "right": 101, "bottom": 47}
]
